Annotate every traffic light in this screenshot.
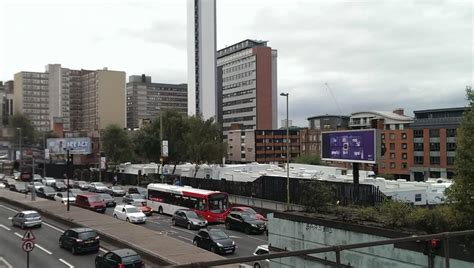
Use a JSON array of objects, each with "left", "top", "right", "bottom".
[{"left": 423, "top": 239, "right": 441, "bottom": 255}]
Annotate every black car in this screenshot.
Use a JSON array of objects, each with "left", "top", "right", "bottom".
[
  {"left": 106, "top": 186, "right": 126, "bottom": 197},
  {"left": 225, "top": 211, "right": 266, "bottom": 234},
  {"left": 193, "top": 228, "right": 235, "bottom": 255},
  {"left": 172, "top": 209, "right": 208, "bottom": 230},
  {"left": 59, "top": 228, "right": 100, "bottom": 254},
  {"left": 128, "top": 187, "right": 147, "bottom": 199},
  {"left": 95, "top": 248, "right": 144, "bottom": 268},
  {"left": 52, "top": 181, "right": 68, "bottom": 192},
  {"left": 37, "top": 186, "right": 57, "bottom": 200},
  {"left": 98, "top": 193, "right": 116, "bottom": 207},
  {"left": 122, "top": 194, "right": 147, "bottom": 204},
  {"left": 10, "top": 182, "right": 29, "bottom": 194}
]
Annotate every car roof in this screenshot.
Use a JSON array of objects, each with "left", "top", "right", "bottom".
[
  {"left": 117, "top": 204, "right": 137, "bottom": 208},
  {"left": 22, "top": 210, "right": 39, "bottom": 214},
  {"left": 77, "top": 193, "right": 99, "bottom": 197},
  {"left": 69, "top": 227, "right": 95, "bottom": 233},
  {"left": 257, "top": 244, "right": 269, "bottom": 251},
  {"left": 111, "top": 248, "right": 138, "bottom": 257}
]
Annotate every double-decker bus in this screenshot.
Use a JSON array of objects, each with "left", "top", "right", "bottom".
[{"left": 146, "top": 183, "right": 231, "bottom": 223}]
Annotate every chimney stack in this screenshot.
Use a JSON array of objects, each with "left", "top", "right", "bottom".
[{"left": 393, "top": 108, "right": 404, "bottom": 115}]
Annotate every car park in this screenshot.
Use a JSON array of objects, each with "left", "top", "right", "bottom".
[
  {"left": 95, "top": 248, "right": 144, "bottom": 268},
  {"left": 172, "top": 209, "right": 208, "bottom": 230},
  {"left": 42, "top": 177, "right": 56, "bottom": 186},
  {"left": 59, "top": 227, "right": 100, "bottom": 254},
  {"left": 75, "top": 194, "right": 106, "bottom": 213},
  {"left": 113, "top": 204, "right": 147, "bottom": 224},
  {"left": 33, "top": 174, "right": 43, "bottom": 182},
  {"left": 253, "top": 245, "right": 270, "bottom": 268},
  {"left": 225, "top": 211, "right": 266, "bottom": 234},
  {"left": 54, "top": 192, "right": 76, "bottom": 204},
  {"left": 28, "top": 181, "right": 44, "bottom": 191},
  {"left": 69, "top": 188, "right": 84, "bottom": 197},
  {"left": 128, "top": 201, "right": 153, "bottom": 216},
  {"left": 122, "top": 194, "right": 147, "bottom": 204},
  {"left": 52, "top": 181, "right": 68, "bottom": 192},
  {"left": 98, "top": 193, "right": 116, "bottom": 207},
  {"left": 193, "top": 228, "right": 235, "bottom": 255},
  {"left": 74, "top": 180, "right": 90, "bottom": 190},
  {"left": 105, "top": 186, "right": 126, "bottom": 197},
  {"left": 4, "top": 177, "right": 16, "bottom": 188},
  {"left": 10, "top": 182, "right": 29, "bottom": 193},
  {"left": 231, "top": 206, "right": 267, "bottom": 221},
  {"left": 10, "top": 210, "right": 42, "bottom": 229},
  {"left": 89, "top": 182, "right": 109, "bottom": 193},
  {"left": 36, "top": 186, "right": 57, "bottom": 200},
  {"left": 128, "top": 187, "right": 147, "bottom": 199}
]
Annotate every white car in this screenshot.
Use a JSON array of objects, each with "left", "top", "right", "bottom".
[
  {"left": 113, "top": 205, "right": 147, "bottom": 224},
  {"left": 42, "top": 177, "right": 56, "bottom": 186},
  {"left": 89, "top": 182, "right": 109, "bottom": 193},
  {"left": 54, "top": 192, "right": 76, "bottom": 204},
  {"left": 253, "top": 245, "right": 270, "bottom": 268},
  {"left": 33, "top": 174, "right": 42, "bottom": 182}
]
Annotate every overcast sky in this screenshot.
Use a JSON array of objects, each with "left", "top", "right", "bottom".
[{"left": 1, "top": 0, "right": 472, "bottom": 126}]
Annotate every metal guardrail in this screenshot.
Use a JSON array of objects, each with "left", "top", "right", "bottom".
[{"left": 167, "top": 230, "right": 474, "bottom": 268}]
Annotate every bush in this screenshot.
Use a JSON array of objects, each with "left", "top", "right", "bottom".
[
  {"left": 301, "top": 180, "right": 334, "bottom": 212},
  {"left": 378, "top": 200, "right": 414, "bottom": 227},
  {"left": 408, "top": 205, "right": 467, "bottom": 233}
]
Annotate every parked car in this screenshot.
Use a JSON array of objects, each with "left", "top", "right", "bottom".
[
  {"left": 231, "top": 206, "right": 267, "bottom": 221},
  {"left": 113, "top": 205, "right": 147, "bottom": 224},
  {"left": 54, "top": 192, "right": 76, "bottom": 204},
  {"left": 253, "top": 245, "right": 270, "bottom": 268},
  {"left": 193, "top": 228, "right": 235, "bottom": 255},
  {"left": 128, "top": 201, "right": 153, "bottom": 216},
  {"left": 59, "top": 227, "right": 100, "bottom": 254},
  {"left": 4, "top": 177, "right": 17, "bottom": 188},
  {"left": 13, "top": 171, "right": 20, "bottom": 180},
  {"left": 10, "top": 210, "right": 42, "bottom": 229},
  {"left": 95, "top": 248, "right": 144, "bottom": 268},
  {"left": 36, "top": 186, "right": 57, "bottom": 200},
  {"left": 225, "top": 211, "right": 266, "bottom": 234},
  {"left": 10, "top": 182, "right": 29, "bottom": 194},
  {"left": 74, "top": 180, "right": 90, "bottom": 190},
  {"left": 75, "top": 194, "right": 106, "bottom": 213},
  {"left": 122, "top": 194, "right": 146, "bottom": 204},
  {"left": 69, "top": 188, "right": 84, "bottom": 197},
  {"left": 89, "top": 182, "right": 109, "bottom": 193},
  {"left": 128, "top": 187, "right": 147, "bottom": 199},
  {"left": 172, "top": 209, "right": 208, "bottom": 230},
  {"left": 33, "top": 174, "right": 43, "bottom": 182},
  {"left": 52, "top": 181, "right": 68, "bottom": 192},
  {"left": 42, "top": 177, "right": 56, "bottom": 186},
  {"left": 28, "top": 182, "right": 44, "bottom": 191},
  {"left": 98, "top": 193, "right": 116, "bottom": 207},
  {"left": 106, "top": 186, "right": 126, "bottom": 197}
]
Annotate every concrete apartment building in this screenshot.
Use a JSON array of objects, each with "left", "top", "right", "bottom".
[
  {"left": 187, "top": 0, "right": 217, "bottom": 119},
  {"left": 255, "top": 129, "right": 300, "bottom": 163},
  {"left": 217, "top": 39, "right": 278, "bottom": 138},
  {"left": 1, "top": 81, "right": 14, "bottom": 126},
  {"left": 301, "top": 115, "right": 350, "bottom": 156},
  {"left": 409, "top": 107, "right": 466, "bottom": 180},
  {"left": 13, "top": 64, "right": 125, "bottom": 133},
  {"left": 126, "top": 74, "right": 187, "bottom": 129},
  {"left": 349, "top": 109, "right": 414, "bottom": 180},
  {"left": 227, "top": 129, "right": 256, "bottom": 163}
]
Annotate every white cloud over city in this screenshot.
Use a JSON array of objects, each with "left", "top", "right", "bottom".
[{"left": 0, "top": 0, "right": 472, "bottom": 126}]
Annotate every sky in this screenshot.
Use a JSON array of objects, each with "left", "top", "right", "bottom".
[{"left": 0, "top": 0, "right": 472, "bottom": 127}]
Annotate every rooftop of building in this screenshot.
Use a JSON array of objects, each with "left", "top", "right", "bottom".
[
  {"left": 217, "top": 39, "right": 268, "bottom": 58},
  {"left": 351, "top": 110, "right": 414, "bottom": 121},
  {"left": 307, "top": 115, "right": 350, "bottom": 120},
  {"left": 413, "top": 107, "right": 467, "bottom": 114}
]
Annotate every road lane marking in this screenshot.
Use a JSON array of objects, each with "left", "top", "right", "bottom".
[
  {"left": 100, "top": 248, "right": 107, "bottom": 253},
  {"left": 177, "top": 235, "right": 193, "bottom": 242},
  {"left": 14, "top": 232, "right": 22, "bottom": 238},
  {"left": 0, "top": 205, "right": 17, "bottom": 213},
  {"left": 59, "top": 258, "right": 74, "bottom": 268},
  {"left": 0, "top": 224, "right": 11, "bottom": 231},
  {"left": 229, "top": 235, "right": 242, "bottom": 239},
  {"left": 246, "top": 235, "right": 268, "bottom": 243},
  {"left": 43, "top": 222, "right": 64, "bottom": 233},
  {"left": 0, "top": 257, "right": 13, "bottom": 268},
  {"left": 170, "top": 226, "right": 196, "bottom": 235},
  {"left": 36, "top": 244, "right": 53, "bottom": 255}
]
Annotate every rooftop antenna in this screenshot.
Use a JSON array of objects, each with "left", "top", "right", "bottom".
[{"left": 325, "top": 83, "right": 343, "bottom": 115}]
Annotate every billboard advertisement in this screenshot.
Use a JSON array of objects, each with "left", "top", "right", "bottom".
[
  {"left": 47, "top": 138, "right": 92, "bottom": 155},
  {"left": 321, "top": 129, "right": 379, "bottom": 164}
]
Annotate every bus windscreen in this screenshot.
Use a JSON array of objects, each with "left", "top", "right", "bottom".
[{"left": 208, "top": 193, "right": 228, "bottom": 213}]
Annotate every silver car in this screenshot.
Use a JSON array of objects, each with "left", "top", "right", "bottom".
[{"left": 11, "top": 211, "right": 42, "bottom": 229}]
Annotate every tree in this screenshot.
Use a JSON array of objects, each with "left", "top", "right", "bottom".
[
  {"left": 102, "top": 124, "right": 134, "bottom": 164},
  {"left": 295, "top": 153, "right": 323, "bottom": 165},
  {"left": 300, "top": 180, "right": 334, "bottom": 212},
  {"left": 133, "top": 120, "right": 162, "bottom": 163},
  {"left": 10, "top": 114, "right": 37, "bottom": 145},
  {"left": 161, "top": 110, "right": 189, "bottom": 174},
  {"left": 447, "top": 85, "right": 474, "bottom": 226}
]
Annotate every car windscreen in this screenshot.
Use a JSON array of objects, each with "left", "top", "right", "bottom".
[
  {"left": 25, "top": 213, "right": 40, "bottom": 218},
  {"left": 78, "top": 231, "right": 97, "bottom": 240},
  {"left": 94, "top": 183, "right": 105, "bottom": 186},
  {"left": 14, "top": 183, "right": 26, "bottom": 189},
  {"left": 43, "top": 186, "right": 55, "bottom": 193},
  {"left": 112, "top": 186, "right": 123, "bottom": 190},
  {"left": 184, "top": 211, "right": 200, "bottom": 219},
  {"left": 241, "top": 213, "right": 258, "bottom": 221},
  {"left": 99, "top": 194, "right": 112, "bottom": 200},
  {"left": 87, "top": 195, "right": 102, "bottom": 202},
  {"left": 130, "top": 194, "right": 142, "bottom": 199},
  {"left": 126, "top": 207, "right": 140, "bottom": 213},
  {"left": 209, "top": 230, "right": 229, "bottom": 240},
  {"left": 121, "top": 255, "right": 142, "bottom": 266},
  {"left": 56, "top": 182, "right": 66, "bottom": 186}
]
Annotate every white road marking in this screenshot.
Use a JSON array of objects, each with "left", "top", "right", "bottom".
[
  {"left": 36, "top": 244, "right": 53, "bottom": 255},
  {"left": 246, "top": 235, "right": 268, "bottom": 243},
  {"left": 177, "top": 235, "right": 193, "bottom": 242},
  {"left": 0, "top": 204, "right": 18, "bottom": 213},
  {"left": 170, "top": 226, "right": 196, "bottom": 235},
  {"left": 229, "top": 235, "right": 242, "bottom": 239},
  {"left": 59, "top": 258, "right": 74, "bottom": 268},
  {"left": 0, "top": 224, "right": 11, "bottom": 231},
  {"left": 14, "top": 232, "right": 22, "bottom": 238},
  {"left": 99, "top": 248, "right": 107, "bottom": 253},
  {"left": 0, "top": 257, "right": 13, "bottom": 268},
  {"left": 43, "top": 222, "right": 64, "bottom": 233}
]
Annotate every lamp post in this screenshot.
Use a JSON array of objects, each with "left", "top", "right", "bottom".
[
  {"left": 280, "top": 92, "right": 290, "bottom": 210},
  {"left": 16, "top": 128, "right": 22, "bottom": 172}
]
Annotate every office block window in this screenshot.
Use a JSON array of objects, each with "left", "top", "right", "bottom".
[
  {"left": 402, "top": 153, "right": 407, "bottom": 159},
  {"left": 430, "top": 156, "right": 440, "bottom": 165},
  {"left": 414, "top": 129, "right": 423, "bottom": 138},
  {"left": 401, "top": 132, "right": 407, "bottom": 139},
  {"left": 430, "top": 143, "right": 440, "bottom": 151},
  {"left": 402, "top": 162, "right": 408, "bottom": 169},
  {"left": 390, "top": 153, "right": 395, "bottom": 159},
  {"left": 446, "top": 129, "right": 456, "bottom": 137},
  {"left": 402, "top": 143, "right": 407, "bottom": 149},
  {"left": 447, "top": 143, "right": 456, "bottom": 151},
  {"left": 430, "top": 129, "right": 440, "bottom": 137},
  {"left": 447, "top": 157, "right": 455, "bottom": 165},
  {"left": 414, "top": 143, "right": 423, "bottom": 151},
  {"left": 390, "top": 143, "right": 395, "bottom": 150},
  {"left": 389, "top": 133, "right": 395, "bottom": 140},
  {"left": 390, "top": 162, "right": 396, "bottom": 169},
  {"left": 414, "top": 156, "right": 424, "bottom": 164}
]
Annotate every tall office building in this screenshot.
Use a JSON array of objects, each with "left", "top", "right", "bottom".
[
  {"left": 126, "top": 74, "right": 187, "bottom": 129},
  {"left": 0, "top": 81, "right": 14, "bottom": 126},
  {"left": 13, "top": 64, "right": 125, "bottom": 133},
  {"left": 187, "top": 0, "right": 217, "bottom": 119},
  {"left": 217, "top": 39, "right": 278, "bottom": 138}
]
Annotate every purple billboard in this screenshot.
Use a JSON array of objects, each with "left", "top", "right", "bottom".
[{"left": 321, "top": 129, "right": 378, "bottom": 164}]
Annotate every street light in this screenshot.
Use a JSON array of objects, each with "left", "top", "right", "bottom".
[
  {"left": 16, "top": 128, "right": 22, "bottom": 172},
  {"left": 280, "top": 92, "right": 290, "bottom": 210}
]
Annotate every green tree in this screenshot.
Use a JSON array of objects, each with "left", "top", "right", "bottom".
[
  {"left": 447, "top": 86, "right": 474, "bottom": 226},
  {"left": 295, "top": 153, "right": 322, "bottom": 165},
  {"left": 161, "top": 110, "right": 189, "bottom": 173},
  {"left": 183, "top": 115, "right": 226, "bottom": 177},
  {"left": 10, "top": 114, "right": 37, "bottom": 145},
  {"left": 133, "top": 120, "right": 162, "bottom": 163},
  {"left": 102, "top": 124, "right": 134, "bottom": 164}
]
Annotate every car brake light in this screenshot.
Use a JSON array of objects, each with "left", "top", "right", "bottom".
[{"left": 118, "top": 264, "right": 124, "bottom": 268}]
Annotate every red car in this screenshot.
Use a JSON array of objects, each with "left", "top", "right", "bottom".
[
  {"left": 231, "top": 206, "right": 267, "bottom": 221},
  {"left": 129, "top": 201, "right": 153, "bottom": 216}
]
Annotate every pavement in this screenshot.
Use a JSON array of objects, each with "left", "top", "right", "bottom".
[{"left": 0, "top": 189, "right": 236, "bottom": 267}]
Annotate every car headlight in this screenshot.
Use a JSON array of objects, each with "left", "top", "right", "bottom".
[
  {"left": 216, "top": 242, "right": 223, "bottom": 247},
  {"left": 251, "top": 224, "right": 257, "bottom": 227},
  {"left": 232, "top": 241, "right": 235, "bottom": 245},
  {"left": 204, "top": 220, "right": 208, "bottom": 225}
]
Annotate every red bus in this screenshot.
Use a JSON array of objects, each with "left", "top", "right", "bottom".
[{"left": 146, "top": 183, "right": 231, "bottom": 223}]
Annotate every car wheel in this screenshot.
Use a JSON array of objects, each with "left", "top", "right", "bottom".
[
  {"left": 193, "top": 239, "right": 198, "bottom": 246},
  {"left": 126, "top": 218, "right": 130, "bottom": 222},
  {"left": 59, "top": 240, "right": 63, "bottom": 249},
  {"left": 71, "top": 246, "right": 76, "bottom": 255},
  {"left": 113, "top": 214, "right": 118, "bottom": 219},
  {"left": 172, "top": 219, "right": 176, "bottom": 226},
  {"left": 210, "top": 246, "right": 216, "bottom": 253},
  {"left": 254, "top": 263, "right": 261, "bottom": 268},
  {"left": 158, "top": 206, "right": 163, "bottom": 215},
  {"left": 225, "top": 222, "right": 231, "bottom": 230},
  {"left": 245, "top": 226, "right": 251, "bottom": 234},
  {"left": 21, "top": 223, "right": 26, "bottom": 229},
  {"left": 187, "top": 223, "right": 192, "bottom": 230}
]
